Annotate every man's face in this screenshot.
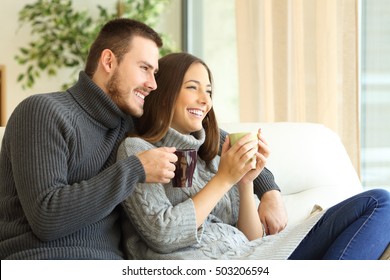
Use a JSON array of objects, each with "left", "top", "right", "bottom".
[{"left": 106, "top": 36, "right": 159, "bottom": 117}]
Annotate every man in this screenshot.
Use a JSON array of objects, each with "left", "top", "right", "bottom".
[{"left": 0, "top": 18, "right": 286, "bottom": 259}]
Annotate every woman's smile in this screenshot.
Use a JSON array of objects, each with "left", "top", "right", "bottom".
[{"left": 187, "top": 108, "right": 204, "bottom": 118}]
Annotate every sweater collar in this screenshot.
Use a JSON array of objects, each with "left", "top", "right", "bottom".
[
  {"left": 155, "top": 128, "right": 206, "bottom": 151},
  {"left": 67, "top": 71, "right": 129, "bottom": 129}
]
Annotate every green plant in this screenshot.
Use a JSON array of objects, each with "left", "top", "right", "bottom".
[{"left": 15, "top": 0, "right": 178, "bottom": 90}]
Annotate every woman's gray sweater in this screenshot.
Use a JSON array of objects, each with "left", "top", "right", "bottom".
[{"left": 118, "top": 128, "right": 324, "bottom": 259}]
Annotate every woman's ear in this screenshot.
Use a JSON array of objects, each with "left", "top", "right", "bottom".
[{"left": 100, "top": 49, "right": 116, "bottom": 73}]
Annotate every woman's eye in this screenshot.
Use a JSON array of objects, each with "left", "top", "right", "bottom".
[
  {"left": 187, "top": 86, "right": 197, "bottom": 90},
  {"left": 206, "top": 90, "right": 212, "bottom": 96}
]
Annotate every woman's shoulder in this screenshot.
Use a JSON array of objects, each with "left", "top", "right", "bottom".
[
  {"left": 123, "top": 137, "right": 154, "bottom": 149},
  {"left": 117, "top": 137, "right": 155, "bottom": 160}
]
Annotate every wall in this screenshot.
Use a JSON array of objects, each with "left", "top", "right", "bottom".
[{"left": 0, "top": 0, "right": 181, "bottom": 125}]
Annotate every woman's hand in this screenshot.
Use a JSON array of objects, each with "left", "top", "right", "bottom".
[
  {"left": 192, "top": 134, "right": 258, "bottom": 228},
  {"left": 239, "top": 129, "right": 270, "bottom": 186},
  {"left": 217, "top": 133, "right": 259, "bottom": 185},
  {"left": 192, "top": 130, "right": 267, "bottom": 229}
]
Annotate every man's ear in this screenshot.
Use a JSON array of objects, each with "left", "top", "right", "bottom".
[{"left": 100, "top": 49, "right": 116, "bottom": 73}]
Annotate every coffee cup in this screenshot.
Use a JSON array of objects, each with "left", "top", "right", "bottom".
[
  {"left": 172, "top": 149, "right": 197, "bottom": 188},
  {"left": 229, "top": 131, "right": 258, "bottom": 169}
]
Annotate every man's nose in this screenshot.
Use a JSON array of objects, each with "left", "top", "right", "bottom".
[{"left": 145, "top": 74, "right": 157, "bottom": 90}]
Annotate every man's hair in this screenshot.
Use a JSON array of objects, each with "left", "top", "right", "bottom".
[
  {"left": 134, "top": 52, "right": 219, "bottom": 163},
  {"left": 85, "top": 18, "right": 163, "bottom": 77}
]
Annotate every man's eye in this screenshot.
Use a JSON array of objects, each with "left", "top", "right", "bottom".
[{"left": 141, "top": 65, "right": 148, "bottom": 71}]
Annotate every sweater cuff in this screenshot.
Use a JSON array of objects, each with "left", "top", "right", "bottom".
[
  {"left": 253, "top": 167, "right": 281, "bottom": 200},
  {"left": 121, "top": 155, "right": 146, "bottom": 184}
]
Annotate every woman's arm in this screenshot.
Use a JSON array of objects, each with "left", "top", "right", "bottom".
[
  {"left": 120, "top": 134, "right": 259, "bottom": 252},
  {"left": 220, "top": 127, "right": 287, "bottom": 235},
  {"left": 192, "top": 134, "right": 258, "bottom": 228},
  {"left": 122, "top": 181, "right": 200, "bottom": 254},
  {"left": 118, "top": 138, "right": 202, "bottom": 254},
  {"left": 236, "top": 182, "right": 264, "bottom": 240},
  {"left": 234, "top": 135, "right": 269, "bottom": 241}
]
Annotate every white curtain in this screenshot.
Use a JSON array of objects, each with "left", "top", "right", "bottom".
[{"left": 235, "top": 0, "right": 360, "bottom": 174}]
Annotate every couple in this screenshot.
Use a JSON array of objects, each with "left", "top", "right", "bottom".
[{"left": 1, "top": 18, "right": 389, "bottom": 260}]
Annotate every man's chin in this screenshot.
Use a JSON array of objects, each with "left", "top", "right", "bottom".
[{"left": 128, "top": 109, "right": 143, "bottom": 118}]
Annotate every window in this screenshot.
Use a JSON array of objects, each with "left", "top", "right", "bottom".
[
  {"left": 183, "top": 0, "right": 239, "bottom": 123},
  {"left": 360, "top": 0, "right": 390, "bottom": 190},
  {"left": 184, "top": 0, "right": 390, "bottom": 190}
]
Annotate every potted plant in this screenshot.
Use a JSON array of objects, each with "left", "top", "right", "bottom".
[{"left": 15, "top": 0, "right": 178, "bottom": 89}]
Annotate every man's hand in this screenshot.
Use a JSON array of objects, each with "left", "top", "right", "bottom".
[
  {"left": 258, "top": 190, "right": 288, "bottom": 235},
  {"left": 137, "top": 147, "right": 177, "bottom": 183}
]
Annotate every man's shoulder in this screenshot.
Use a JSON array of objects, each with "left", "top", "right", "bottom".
[
  {"left": 15, "top": 92, "right": 70, "bottom": 113},
  {"left": 22, "top": 91, "right": 67, "bottom": 104},
  {"left": 9, "top": 92, "right": 73, "bottom": 126}
]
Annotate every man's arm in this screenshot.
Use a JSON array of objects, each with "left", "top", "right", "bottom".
[
  {"left": 7, "top": 96, "right": 143, "bottom": 241},
  {"left": 253, "top": 167, "right": 280, "bottom": 197},
  {"left": 257, "top": 189, "right": 287, "bottom": 235}
]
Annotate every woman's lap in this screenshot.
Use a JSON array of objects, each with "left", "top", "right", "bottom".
[{"left": 288, "top": 188, "right": 390, "bottom": 260}]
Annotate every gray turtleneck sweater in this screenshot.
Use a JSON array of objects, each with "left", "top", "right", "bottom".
[
  {"left": 118, "top": 128, "right": 324, "bottom": 260},
  {"left": 0, "top": 72, "right": 144, "bottom": 259}
]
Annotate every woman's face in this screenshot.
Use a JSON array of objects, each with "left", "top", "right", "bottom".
[{"left": 171, "top": 63, "right": 212, "bottom": 134}]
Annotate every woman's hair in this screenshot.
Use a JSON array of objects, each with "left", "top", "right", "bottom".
[
  {"left": 85, "top": 18, "right": 163, "bottom": 77},
  {"left": 134, "top": 52, "right": 220, "bottom": 163}
]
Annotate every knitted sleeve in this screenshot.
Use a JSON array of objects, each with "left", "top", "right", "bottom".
[
  {"left": 5, "top": 95, "right": 144, "bottom": 241},
  {"left": 118, "top": 138, "right": 204, "bottom": 254},
  {"left": 219, "top": 128, "right": 280, "bottom": 199}
]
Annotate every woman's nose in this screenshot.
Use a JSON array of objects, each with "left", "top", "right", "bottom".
[{"left": 199, "top": 92, "right": 211, "bottom": 105}]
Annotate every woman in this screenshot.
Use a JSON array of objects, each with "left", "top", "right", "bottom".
[{"left": 117, "top": 53, "right": 390, "bottom": 260}]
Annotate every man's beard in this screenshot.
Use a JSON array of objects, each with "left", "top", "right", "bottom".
[{"left": 106, "top": 69, "right": 129, "bottom": 115}]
